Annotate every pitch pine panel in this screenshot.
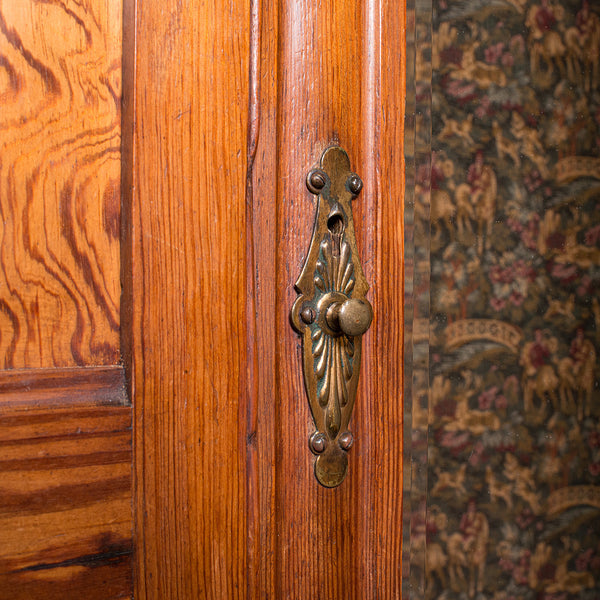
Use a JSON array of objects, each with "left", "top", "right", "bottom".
[
  {"left": 0, "top": 0, "right": 121, "bottom": 369},
  {"left": 0, "top": 367, "right": 132, "bottom": 599}
]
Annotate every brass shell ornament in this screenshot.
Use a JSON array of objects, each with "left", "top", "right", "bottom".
[{"left": 291, "top": 146, "right": 373, "bottom": 487}]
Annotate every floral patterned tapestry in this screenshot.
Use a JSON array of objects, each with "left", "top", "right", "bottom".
[{"left": 417, "top": 0, "right": 600, "bottom": 598}]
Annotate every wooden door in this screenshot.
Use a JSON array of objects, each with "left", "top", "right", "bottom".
[{"left": 0, "top": 0, "right": 406, "bottom": 597}]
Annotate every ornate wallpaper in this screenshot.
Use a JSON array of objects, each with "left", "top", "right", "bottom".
[{"left": 417, "top": 0, "right": 600, "bottom": 598}]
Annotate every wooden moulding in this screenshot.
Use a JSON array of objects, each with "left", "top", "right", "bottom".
[
  {"left": 0, "top": 364, "right": 128, "bottom": 410},
  {"left": 0, "top": 365, "right": 132, "bottom": 600}
]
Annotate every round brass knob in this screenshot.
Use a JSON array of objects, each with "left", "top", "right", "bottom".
[{"left": 326, "top": 298, "right": 373, "bottom": 337}]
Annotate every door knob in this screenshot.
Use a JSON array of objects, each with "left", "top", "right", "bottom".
[
  {"left": 326, "top": 298, "right": 373, "bottom": 337},
  {"left": 291, "top": 146, "right": 372, "bottom": 487}
]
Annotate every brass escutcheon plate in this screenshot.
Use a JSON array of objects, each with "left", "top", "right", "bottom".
[{"left": 291, "top": 146, "right": 372, "bottom": 487}]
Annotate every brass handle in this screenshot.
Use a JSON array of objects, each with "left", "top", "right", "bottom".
[{"left": 291, "top": 146, "right": 372, "bottom": 487}]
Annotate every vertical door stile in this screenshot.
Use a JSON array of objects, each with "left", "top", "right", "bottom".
[{"left": 124, "top": 0, "right": 253, "bottom": 597}]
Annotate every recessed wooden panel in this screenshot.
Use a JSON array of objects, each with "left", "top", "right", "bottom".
[
  {"left": 0, "top": 367, "right": 132, "bottom": 600},
  {"left": 0, "top": 0, "right": 122, "bottom": 369}
]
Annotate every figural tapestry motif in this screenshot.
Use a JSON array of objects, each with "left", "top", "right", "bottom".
[{"left": 416, "top": 0, "right": 600, "bottom": 598}]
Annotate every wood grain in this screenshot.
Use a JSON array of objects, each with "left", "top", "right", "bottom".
[
  {"left": 0, "top": 0, "right": 122, "bottom": 369},
  {"left": 248, "top": 0, "right": 406, "bottom": 596},
  {"left": 123, "top": 0, "right": 251, "bottom": 597},
  {"left": 244, "top": 0, "right": 278, "bottom": 596},
  {"left": 0, "top": 368, "right": 132, "bottom": 600},
  {"left": 274, "top": 1, "right": 366, "bottom": 594},
  {"left": 125, "top": 0, "right": 405, "bottom": 596},
  {"left": 0, "top": 364, "right": 127, "bottom": 409},
  {"left": 357, "top": 2, "right": 406, "bottom": 595}
]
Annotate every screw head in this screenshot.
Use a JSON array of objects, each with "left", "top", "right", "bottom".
[
  {"left": 309, "top": 432, "right": 327, "bottom": 454},
  {"left": 300, "top": 306, "right": 316, "bottom": 324},
  {"left": 347, "top": 174, "right": 363, "bottom": 196},
  {"left": 339, "top": 431, "right": 354, "bottom": 450},
  {"left": 307, "top": 170, "right": 328, "bottom": 194}
]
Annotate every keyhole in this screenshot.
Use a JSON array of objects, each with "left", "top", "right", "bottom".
[
  {"left": 327, "top": 214, "right": 344, "bottom": 235},
  {"left": 327, "top": 214, "right": 345, "bottom": 256}
]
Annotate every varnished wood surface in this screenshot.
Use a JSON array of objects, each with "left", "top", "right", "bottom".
[
  {"left": 0, "top": 364, "right": 127, "bottom": 409},
  {"left": 126, "top": 0, "right": 405, "bottom": 596},
  {"left": 273, "top": 2, "right": 366, "bottom": 596},
  {"left": 0, "top": 369, "right": 132, "bottom": 599},
  {"left": 123, "top": 0, "right": 251, "bottom": 597},
  {"left": 357, "top": 0, "right": 406, "bottom": 594},
  {"left": 249, "top": 0, "right": 405, "bottom": 597},
  {"left": 0, "top": 0, "right": 122, "bottom": 369},
  {"left": 244, "top": 0, "right": 278, "bottom": 596}
]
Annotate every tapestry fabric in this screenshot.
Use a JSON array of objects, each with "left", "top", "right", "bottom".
[{"left": 421, "top": 0, "right": 600, "bottom": 598}]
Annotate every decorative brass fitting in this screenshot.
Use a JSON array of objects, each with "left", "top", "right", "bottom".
[{"left": 291, "top": 146, "right": 372, "bottom": 487}]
